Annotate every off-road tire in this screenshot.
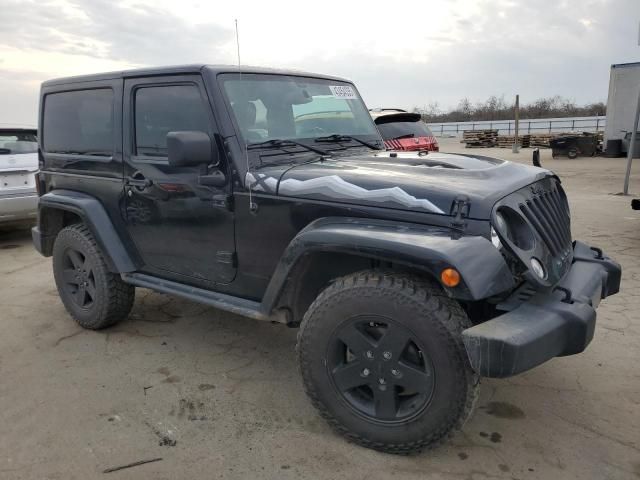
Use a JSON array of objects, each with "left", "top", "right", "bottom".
[
  {"left": 52, "top": 224, "right": 135, "bottom": 329},
  {"left": 296, "top": 270, "right": 479, "bottom": 454}
]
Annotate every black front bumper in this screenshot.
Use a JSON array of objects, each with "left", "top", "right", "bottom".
[{"left": 462, "top": 241, "right": 621, "bottom": 378}]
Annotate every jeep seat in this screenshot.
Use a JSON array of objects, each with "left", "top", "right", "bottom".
[{"left": 232, "top": 101, "right": 262, "bottom": 142}]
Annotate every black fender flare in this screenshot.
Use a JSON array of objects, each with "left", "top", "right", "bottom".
[
  {"left": 35, "top": 189, "right": 138, "bottom": 273},
  {"left": 261, "top": 217, "right": 515, "bottom": 313}
]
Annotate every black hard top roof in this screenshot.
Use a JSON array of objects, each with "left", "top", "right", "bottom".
[{"left": 42, "top": 64, "right": 351, "bottom": 87}]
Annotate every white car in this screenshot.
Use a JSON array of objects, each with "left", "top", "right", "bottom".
[{"left": 0, "top": 127, "right": 39, "bottom": 224}]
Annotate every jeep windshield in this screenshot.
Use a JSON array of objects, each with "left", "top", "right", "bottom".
[{"left": 219, "top": 73, "right": 383, "bottom": 153}]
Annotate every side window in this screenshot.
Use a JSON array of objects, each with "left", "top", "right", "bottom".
[
  {"left": 134, "top": 84, "right": 209, "bottom": 157},
  {"left": 43, "top": 89, "right": 114, "bottom": 155}
]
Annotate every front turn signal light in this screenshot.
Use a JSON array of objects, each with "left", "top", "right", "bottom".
[{"left": 440, "top": 268, "right": 461, "bottom": 287}]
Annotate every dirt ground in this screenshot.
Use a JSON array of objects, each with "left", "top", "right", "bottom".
[{"left": 1, "top": 137, "right": 639, "bottom": 480}]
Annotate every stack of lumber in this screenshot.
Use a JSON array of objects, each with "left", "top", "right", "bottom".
[
  {"left": 496, "top": 134, "right": 531, "bottom": 148},
  {"left": 593, "top": 131, "right": 604, "bottom": 152},
  {"left": 529, "top": 134, "right": 555, "bottom": 148},
  {"left": 461, "top": 129, "right": 498, "bottom": 148},
  {"left": 461, "top": 130, "right": 604, "bottom": 149}
]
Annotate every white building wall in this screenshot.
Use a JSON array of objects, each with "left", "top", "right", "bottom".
[{"left": 605, "top": 62, "right": 640, "bottom": 145}]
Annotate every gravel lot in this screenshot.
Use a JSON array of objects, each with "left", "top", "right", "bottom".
[{"left": 1, "top": 137, "right": 639, "bottom": 479}]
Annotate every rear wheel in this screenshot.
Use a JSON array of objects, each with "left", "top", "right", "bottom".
[
  {"left": 52, "top": 224, "right": 135, "bottom": 329},
  {"left": 297, "top": 271, "right": 479, "bottom": 454},
  {"left": 567, "top": 148, "right": 578, "bottom": 159}
]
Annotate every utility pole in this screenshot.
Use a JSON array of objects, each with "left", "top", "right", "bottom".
[
  {"left": 622, "top": 22, "right": 640, "bottom": 194},
  {"left": 623, "top": 84, "right": 640, "bottom": 194},
  {"left": 512, "top": 94, "right": 520, "bottom": 153}
]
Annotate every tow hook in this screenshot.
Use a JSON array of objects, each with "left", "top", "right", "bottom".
[
  {"left": 590, "top": 246, "right": 604, "bottom": 260},
  {"left": 554, "top": 286, "right": 573, "bottom": 304}
]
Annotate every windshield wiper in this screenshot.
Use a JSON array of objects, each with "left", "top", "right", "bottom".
[
  {"left": 247, "top": 139, "right": 328, "bottom": 156},
  {"left": 392, "top": 134, "right": 415, "bottom": 140},
  {"left": 314, "top": 134, "right": 381, "bottom": 150}
]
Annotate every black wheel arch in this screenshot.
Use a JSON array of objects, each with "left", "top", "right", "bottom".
[
  {"left": 261, "top": 217, "right": 515, "bottom": 320},
  {"left": 34, "top": 189, "right": 139, "bottom": 273}
]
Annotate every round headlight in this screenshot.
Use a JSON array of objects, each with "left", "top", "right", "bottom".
[
  {"left": 494, "top": 207, "right": 536, "bottom": 251},
  {"left": 494, "top": 211, "right": 508, "bottom": 234},
  {"left": 530, "top": 257, "right": 546, "bottom": 279},
  {"left": 490, "top": 226, "right": 502, "bottom": 249}
]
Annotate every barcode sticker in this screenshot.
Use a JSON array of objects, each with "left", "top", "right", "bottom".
[{"left": 329, "top": 85, "right": 357, "bottom": 99}]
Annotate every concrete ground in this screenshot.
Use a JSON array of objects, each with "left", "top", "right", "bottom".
[{"left": 1, "top": 138, "right": 639, "bottom": 480}]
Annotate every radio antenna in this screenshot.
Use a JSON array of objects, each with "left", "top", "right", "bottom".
[{"left": 235, "top": 19, "right": 256, "bottom": 212}]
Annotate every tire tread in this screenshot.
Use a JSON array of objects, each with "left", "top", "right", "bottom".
[
  {"left": 296, "top": 270, "right": 479, "bottom": 454},
  {"left": 53, "top": 223, "right": 134, "bottom": 329}
]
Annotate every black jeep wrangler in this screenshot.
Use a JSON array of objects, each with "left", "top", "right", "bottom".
[{"left": 32, "top": 65, "right": 621, "bottom": 454}]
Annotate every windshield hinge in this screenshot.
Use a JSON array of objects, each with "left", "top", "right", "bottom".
[
  {"left": 212, "top": 193, "right": 234, "bottom": 211},
  {"left": 450, "top": 196, "right": 470, "bottom": 235}
]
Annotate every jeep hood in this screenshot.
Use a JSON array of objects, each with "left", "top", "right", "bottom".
[{"left": 246, "top": 151, "right": 552, "bottom": 219}]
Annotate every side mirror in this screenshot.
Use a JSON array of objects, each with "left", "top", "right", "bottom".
[{"left": 167, "top": 131, "right": 218, "bottom": 167}]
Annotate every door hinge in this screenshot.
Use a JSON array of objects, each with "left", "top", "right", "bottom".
[{"left": 212, "top": 194, "right": 234, "bottom": 211}]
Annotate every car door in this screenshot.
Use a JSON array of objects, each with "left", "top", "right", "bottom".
[{"left": 122, "top": 75, "right": 236, "bottom": 286}]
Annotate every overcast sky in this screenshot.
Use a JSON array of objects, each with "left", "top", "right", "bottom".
[{"left": 0, "top": 0, "right": 639, "bottom": 125}]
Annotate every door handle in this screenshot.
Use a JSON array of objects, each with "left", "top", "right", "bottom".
[{"left": 198, "top": 170, "right": 226, "bottom": 187}]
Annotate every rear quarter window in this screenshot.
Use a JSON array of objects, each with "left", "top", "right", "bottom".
[{"left": 43, "top": 89, "right": 114, "bottom": 155}]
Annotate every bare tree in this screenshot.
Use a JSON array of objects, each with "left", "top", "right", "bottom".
[{"left": 418, "top": 95, "right": 606, "bottom": 123}]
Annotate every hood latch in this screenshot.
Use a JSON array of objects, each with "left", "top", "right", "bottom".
[{"left": 450, "top": 196, "right": 470, "bottom": 236}]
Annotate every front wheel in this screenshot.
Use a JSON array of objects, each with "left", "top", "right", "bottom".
[{"left": 296, "top": 271, "right": 479, "bottom": 454}]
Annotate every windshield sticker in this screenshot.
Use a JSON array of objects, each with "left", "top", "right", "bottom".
[{"left": 329, "top": 85, "right": 357, "bottom": 99}]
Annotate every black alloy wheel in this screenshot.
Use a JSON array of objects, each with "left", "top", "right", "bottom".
[
  {"left": 327, "top": 316, "right": 434, "bottom": 423},
  {"left": 61, "top": 247, "right": 97, "bottom": 309}
]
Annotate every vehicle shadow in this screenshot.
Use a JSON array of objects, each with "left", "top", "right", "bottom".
[{"left": 0, "top": 222, "right": 34, "bottom": 246}]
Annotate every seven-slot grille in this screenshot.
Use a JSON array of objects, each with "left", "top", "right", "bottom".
[{"left": 519, "top": 184, "right": 572, "bottom": 257}]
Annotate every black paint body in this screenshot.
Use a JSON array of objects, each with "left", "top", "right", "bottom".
[{"left": 32, "top": 65, "right": 621, "bottom": 378}]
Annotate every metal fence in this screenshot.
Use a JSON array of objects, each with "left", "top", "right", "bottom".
[{"left": 426, "top": 116, "right": 606, "bottom": 137}]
